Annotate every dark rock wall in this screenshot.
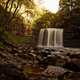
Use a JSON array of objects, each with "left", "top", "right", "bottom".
[{"left": 63, "top": 26, "right": 80, "bottom": 48}]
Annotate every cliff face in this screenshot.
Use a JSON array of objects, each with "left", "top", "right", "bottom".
[{"left": 63, "top": 26, "right": 80, "bottom": 48}]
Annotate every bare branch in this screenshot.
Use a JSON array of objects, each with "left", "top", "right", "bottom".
[
  {"left": 5, "top": 0, "right": 10, "bottom": 11},
  {"left": 9, "top": 0, "right": 14, "bottom": 12}
]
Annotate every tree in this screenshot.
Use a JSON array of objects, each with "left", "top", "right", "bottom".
[
  {"left": 58, "top": 0, "right": 80, "bottom": 47},
  {"left": 32, "top": 11, "right": 56, "bottom": 43},
  {"left": 0, "top": 0, "right": 35, "bottom": 27},
  {"left": 59, "top": 0, "right": 80, "bottom": 15},
  {"left": 0, "top": 0, "right": 39, "bottom": 36},
  {"left": 33, "top": 12, "right": 56, "bottom": 29},
  {"left": 8, "top": 15, "right": 26, "bottom": 36},
  {"left": 0, "top": 0, "right": 36, "bottom": 46},
  {"left": 59, "top": 0, "right": 80, "bottom": 29}
]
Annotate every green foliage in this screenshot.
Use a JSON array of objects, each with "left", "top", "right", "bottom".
[
  {"left": 0, "top": 29, "right": 32, "bottom": 48},
  {"left": 23, "top": 66, "right": 32, "bottom": 77},
  {"left": 0, "top": 4, "right": 26, "bottom": 35},
  {"left": 33, "top": 12, "right": 56, "bottom": 30},
  {"left": 0, "top": 42, "right": 5, "bottom": 48},
  {"left": 0, "top": 0, "right": 36, "bottom": 27},
  {"left": 56, "top": 0, "right": 80, "bottom": 28},
  {"left": 0, "top": 0, "right": 36, "bottom": 46},
  {"left": 31, "top": 11, "right": 56, "bottom": 43},
  {"left": 59, "top": 0, "right": 80, "bottom": 13},
  {"left": 23, "top": 0, "right": 35, "bottom": 9},
  {"left": 4, "top": 31, "right": 32, "bottom": 44}
]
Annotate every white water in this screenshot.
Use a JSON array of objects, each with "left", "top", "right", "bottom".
[
  {"left": 38, "top": 29, "right": 44, "bottom": 47},
  {"left": 37, "top": 28, "right": 63, "bottom": 48}
]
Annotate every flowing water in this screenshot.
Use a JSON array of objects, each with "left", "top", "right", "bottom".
[{"left": 37, "top": 28, "right": 63, "bottom": 48}]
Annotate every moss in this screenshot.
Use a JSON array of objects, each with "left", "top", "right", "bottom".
[
  {"left": 4, "top": 31, "right": 32, "bottom": 44},
  {"left": 0, "top": 42, "right": 5, "bottom": 48},
  {"left": 23, "top": 66, "right": 32, "bottom": 77}
]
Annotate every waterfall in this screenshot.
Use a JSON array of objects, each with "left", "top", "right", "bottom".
[
  {"left": 38, "top": 29, "right": 44, "bottom": 47},
  {"left": 37, "top": 28, "right": 63, "bottom": 48}
]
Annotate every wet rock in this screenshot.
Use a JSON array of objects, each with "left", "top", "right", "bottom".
[
  {"left": 69, "top": 54, "right": 80, "bottom": 58},
  {"left": 0, "top": 63, "right": 27, "bottom": 80},
  {"left": 59, "top": 72, "right": 80, "bottom": 80},
  {"left": 42, "top": 65, "right": 68, "bottom": 78},
  {"left": 38, "top": 75, "right": 48, "bottom": 80},
  {"left": 18, "top": 54, "right": 28, "bottom": 60},
  {"left": 63, "top": 58, "right": 80, "bottom": 72}
]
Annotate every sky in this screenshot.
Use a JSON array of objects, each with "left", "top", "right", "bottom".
[{"left": 34, "top": 0, "right": 60, "bottom": 13}]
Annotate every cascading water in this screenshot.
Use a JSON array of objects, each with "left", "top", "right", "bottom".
[
  {"left": 38, "top": 29, "right": 45, "bottom": 47},
  {"left": 37, "top": 28, "right": 63, "bottom": 48}
]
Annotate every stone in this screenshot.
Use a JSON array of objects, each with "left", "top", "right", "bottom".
[
  {"left": 42, "top": 65, "right": 68, "bottom": 77},
  {"left": 0, "top": 64, "right": 27, "bottom": 80}
]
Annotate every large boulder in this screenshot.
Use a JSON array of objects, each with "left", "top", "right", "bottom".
[
  {"left": 42, "top": 65, "right": 68, "bottom": 77},
  {"left": 0, "top": 64, "right": 27, "bottom": 80}
]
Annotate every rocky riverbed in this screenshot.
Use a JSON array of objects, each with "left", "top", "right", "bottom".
[{"left": 0, "top": 43, "right": 80, "bottom": 80}]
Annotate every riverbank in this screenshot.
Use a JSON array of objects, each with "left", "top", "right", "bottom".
[{"left": 0, "top": 44, "right": 80, "bottom": 80}]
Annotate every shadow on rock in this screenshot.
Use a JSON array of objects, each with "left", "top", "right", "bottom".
[{"left": 0, "top": 63, "right": 27, "bottom": 80}]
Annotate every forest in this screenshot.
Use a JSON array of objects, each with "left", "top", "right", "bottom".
[{"left": 0, "top": 0, "right": 80, "bottom": 80}]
